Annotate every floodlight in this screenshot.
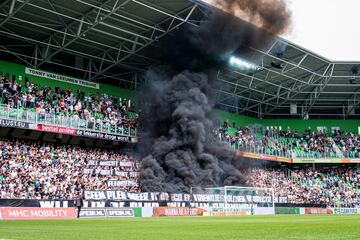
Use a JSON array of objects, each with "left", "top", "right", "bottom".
[{"left": 228, "top": 56, "right": 260, "bottom": 72}]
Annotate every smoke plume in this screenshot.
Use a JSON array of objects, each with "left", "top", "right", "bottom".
[
  {"left": 212, "top": 0, "right": 292, "bottom": 35},
  {"left": 140, "top": 0, "right": 291, "bottom": 193}
]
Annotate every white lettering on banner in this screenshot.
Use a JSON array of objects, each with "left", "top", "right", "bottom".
[
  {"left": 171, "top": 194, "right": 183, "bottom": 202},
  {"left": 95, "top": 169, "right": 112, "bottom": 175},
  {"left": 85, "top": 191, "right": 107, "bottom": 200},
  {"left": 30, "top": 209, "right": 67, "bottom": 217},
  {"left": 39, "top": 201, "right": 60, "bottom": 208},
  {"left": 90, "top": 202, "right": 106, "bottom": 208},
  {"left": 80, "top": 209, "right": 107, "bottom": 218},
  {"left": 85, "top": 160, "right": 133, "bottom": 167},
  {"left": 83, "top": 168, "right": 93, "bottom": 174},
  {"left": 109, "top": 202, "right": 125, "bottom": 208},
  {"left": 0, "top": 119, "right": 28, "bottom": 128},
  {"left": 107, "top": 209, "right": 133, "bottom": 217},
  {"left": 99, "top": 161, "right": 118, "bottom": 166},
  {"left": 83, "top": 191, "right": 287, "bottom": 203},
  {"left": 114, "top": 171, "right": 128, "bottom": 177},
  {"left": 107, "top": 180, "right": 137, "bottom": 187},
  {"left": 9, "top": 210, "right": 29, "bottom": 218},
  {"left": 129, "top": 172, "right": 138, "bottom": 178},
  {"left": 106, "top": 191, "right": 127, "bottom": 200},
  {"left": 25, "top": 68, "right": 99, "bottom": 89},
  {"left": 76, "top": 130, "right": 133, "bottom": 142},
  {"left": 119, "top": 162, "right": 133, "bottom": 167},
  {"left": 7, "top": 209, "right": 67, "bottom": 218},
  {"left": 39, "top": 201, "right": 68, "bottom": 208},
  {"left": 88, "top": 160, "right": 98, "bottom": 166}
]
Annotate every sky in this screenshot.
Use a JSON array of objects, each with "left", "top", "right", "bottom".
[
  {"left": 284, "top": 0, "right": 360, "bottom": 61},
  {"left": 202, "top": 0, "right": 360, "bottom": 61}
]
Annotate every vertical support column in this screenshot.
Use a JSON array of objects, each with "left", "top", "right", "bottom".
[
  {"left": 272, "top": 188, "right": 275, "bottom": 215},
  {"left": 224, "top": 186, "right": 227, "bottom": 216}
]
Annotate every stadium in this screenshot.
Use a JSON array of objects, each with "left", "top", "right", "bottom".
[{"left": 0, "top": 0, "right": 359, "bottom": 239}]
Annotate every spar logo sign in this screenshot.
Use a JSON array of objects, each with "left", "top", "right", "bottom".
[
  {"left": 0, "top": 207, "right": 76, "bottom": 220},
  {"left": 79, "top": 208, "right": 134, "bottom": 218}
]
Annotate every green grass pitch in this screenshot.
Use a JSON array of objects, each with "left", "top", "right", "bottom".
[{"left": 0, "top": 215, "right": 359, "bottom": 240}]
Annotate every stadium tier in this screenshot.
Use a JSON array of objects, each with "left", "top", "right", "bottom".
[
  {"left": 0, "top": 134, "right": 359, "bottom": 208},
  {"left": 0, "top": 61, "right": 138, "bottom": 142},
  {"left": 0, "top": 138, "right": 140, "bottom": 199}
]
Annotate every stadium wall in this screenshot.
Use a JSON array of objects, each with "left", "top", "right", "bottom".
[
  {"left": 0, "top": 60, "right": 136, "bottom": 101},
  {"left": 217, "top": 110, "right": 360, "bottom": 133}
]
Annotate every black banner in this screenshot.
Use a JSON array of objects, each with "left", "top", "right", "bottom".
[
  {"left": 0, "top": 119, "right": 31, "bottom": 129},
  {"left": 107, "top": 180, "right": 138, "bottom": 187},
  {"left": 87, "top": 160, "right": 133, "bottom": 167},
  {"left": 76, "top": 130, "right": 135, "bottom": 142},
  {"left": 84, "top": 191, "right": 288, "bottom": 204},
  {"left": 0, "top": 199, "right": 290, "bottom": 208},
  {"left": 0, "top": 199, "right": 40, "bottom": 207},
  {"left": 82, "top": 169, "right": 139, "bottom": 178}
]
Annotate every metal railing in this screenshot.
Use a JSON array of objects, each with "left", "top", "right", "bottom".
[
  {"left": 229, "top": 142, "right": 293, "bottom": 158},
  {"left": 0, "top": 104, "right": 137, "bottom": 137},
  {"left": 226, "top": 139, "right": 347, "bottom": 159}
]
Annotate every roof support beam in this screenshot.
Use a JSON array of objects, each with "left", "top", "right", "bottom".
[
  {"left": 75, "top": 0, "right": 166, "bottom": 33},
  {"left": 36, "top": 0, "right": 132, "bottom": 67},
  {"left": 0, "top": 45, "right": 139, "bottom": 88},
  {"left": 241, "top": 73, "right": 320, "bottom": 114},
  {"left": 0, "top": 45, "right": 34, "bottom": 67},
  {"left": 1, "top": 14, "right": 158, "bottom": 61},
  {"left": 91, "top": 4, "right": 199, "bottom": 79},
  {"left": 301, "top": 64, "right": 335, "bottom": 118},
  {"left": 8, "top": 0, "right": 15, "bottom": 15},
  {"left": 0, "top": 30, "right": 142, "bottom": 71},
  {"left": 344, "top": 89, "right": 360, "bottom": 117},
  {"left": 0, "top": 0, "right": 31, "bottom": 28}
]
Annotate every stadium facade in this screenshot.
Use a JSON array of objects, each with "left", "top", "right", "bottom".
[{"left": 0, "top": 0, "right": 359, "bottom": 219}]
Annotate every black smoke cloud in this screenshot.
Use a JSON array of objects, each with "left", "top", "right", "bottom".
[
  {"left": 139, "top": 1, "right": 291, "bottom": 193},
  {"left": 140, "top": 70, "right": 245, "bottom": 193}
]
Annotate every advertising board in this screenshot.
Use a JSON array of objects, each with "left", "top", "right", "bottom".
[{"left": 0, "top": 207, "right": 76, "bottom": 220}]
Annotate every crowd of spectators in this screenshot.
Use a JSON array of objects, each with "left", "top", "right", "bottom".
[
  {"left": 0, "top": 74, "right": 137, "bottom": 131},
  {"left": 216, "top": 127, "right": 258, "bottom": 148},
  {"left": 247, "top": 167, "right": 360, "bottom": 207},
  {"left": 275, "top": 128, "right": 337, "bottom": 158},
  {"left": 218, "top": 122, "right": 340, "bottom": 158},
  {"left": 0, "top": 136, "right": 359, "bottom": 207},
  {"left": 333, "top": 131, "right": 360, "bottom": 158},
  {"left": 0, "top": 138, "right": 140, "bottom": 199}
]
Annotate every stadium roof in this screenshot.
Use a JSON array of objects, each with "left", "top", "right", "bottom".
[{"left": 1, "top": 0, "right": 360, "bottom": 119}]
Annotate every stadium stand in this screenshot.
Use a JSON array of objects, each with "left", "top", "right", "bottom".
[
  {"left": 0, "top": 62, "right": 359, "bottom": 209},
  {"left": 0, "top": 138, "right": 140, "bottom": 199},
  {"left": 0, "top": 73, "right": 137, "bottom": 136},
  {"left": 247, "top": 167, "right": 360, "bottom": 207},
  {"left": 219, "top": 122, "right": 360, "bottom": 159}
]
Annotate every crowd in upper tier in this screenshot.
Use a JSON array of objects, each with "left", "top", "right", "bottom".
[
  {"left": 247, "top": 167, "right": 360, "bottom": 207},
  {"left": 332, "top": 130, "right": 360, "bottom": 158},
  {"left": 0, "top": 74, "right": 137, "bottom": 130},
  {"left": 218, "top": 121, "right": 360, "bottom": 158},
  {"left": 0, "top": 138, "right": 140, "bottom": 199}
]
